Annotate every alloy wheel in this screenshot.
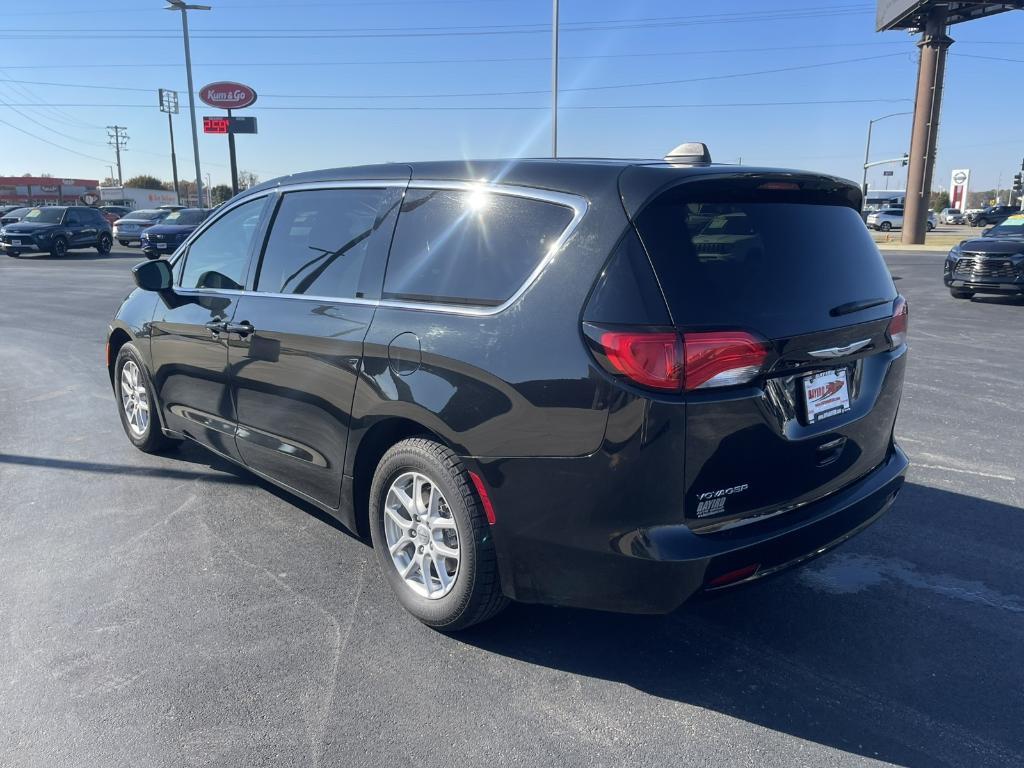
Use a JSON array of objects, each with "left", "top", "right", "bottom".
[
  {"left": 383, "top": 471, "right": 461, "bottom": 599},
  {"left": 120, "top": 360, "right": 150, "bottom": 436}
]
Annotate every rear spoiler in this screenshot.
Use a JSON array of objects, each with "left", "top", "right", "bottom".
[{"left": 618, "top": 166, "right": 862, "bottom": 221}]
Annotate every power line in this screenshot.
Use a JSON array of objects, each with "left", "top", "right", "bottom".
[
  {"left": 0, "top": 53, "right": 909, "bottom": 102},
  {"left": 0, "top": 116, "right": 111, "bottom": 163},
  {"left": 0, "top": 97, "right": 913, "bottom": 112}
]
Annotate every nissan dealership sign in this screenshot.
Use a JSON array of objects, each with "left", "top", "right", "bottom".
[{"left": 199, "top": 81, "right": 257, "bottom": 110}]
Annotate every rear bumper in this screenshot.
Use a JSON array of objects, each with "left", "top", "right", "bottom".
[{"left": 476, "top": 444, "right": 908, "bottom": 614}]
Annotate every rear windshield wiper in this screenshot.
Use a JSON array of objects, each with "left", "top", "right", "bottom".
[{"left": 830, "top": 297, "right": 890, "bottom": 317}]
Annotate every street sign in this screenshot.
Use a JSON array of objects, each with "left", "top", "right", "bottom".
[
  {"left": 202, "top": 116, "right": 258, "bottom": 135},
  {"left": 199, "top": 81, "right": 257, "bottom": 110}
]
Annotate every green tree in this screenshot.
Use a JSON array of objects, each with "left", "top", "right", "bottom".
[
  {"left": 124, "top": 174, "right": 165, "bottom": 190},
  {"left": 209, "top": 185, "right": 233, "bottom": 206},
  {"left": 929, "top": 191, "right": 950, "bottom": 211}
]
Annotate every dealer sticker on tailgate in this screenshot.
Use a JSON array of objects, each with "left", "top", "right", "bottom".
[{"left": 803, "top": 369, "right": 851, "bottom": 423}]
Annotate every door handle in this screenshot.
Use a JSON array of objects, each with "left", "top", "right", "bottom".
[
  {"left": 223, "top": 321, "right": 254, "bottom": 337},
  {"left": 204, "top": 320, "right": 226, "bottom": 335}
]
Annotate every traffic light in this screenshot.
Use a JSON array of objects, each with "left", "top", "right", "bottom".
[
  {"left": 901, "top": 153, "right": 909, "bottom": 167},
  {"left": 1013, "top": 173, "right": 1023, "bottom": 197}
]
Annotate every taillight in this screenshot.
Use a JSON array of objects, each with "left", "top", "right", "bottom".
[
  {"left": 683, "top": 331, "right": 768, "bottom": 390},
  {"left": 585, "top": 325, "right": 767, "bottom": 392},
  {"left": 888, "top": 295, "right": 908, "bottom": 348},
  {"left": 598, "top": 331, "right": 683, "bottom": 391}
]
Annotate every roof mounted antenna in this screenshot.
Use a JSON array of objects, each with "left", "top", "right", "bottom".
[{"left": 664, "top": 142, "right": 712, "bottom": 165}]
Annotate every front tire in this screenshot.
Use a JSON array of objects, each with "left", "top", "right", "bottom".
[
  {"left": 114, "top": 343, "right": 177, "bottom": 453},
  {"left": 950, "top": 288, "right": 974, "bottom": 300},
  {"left": 96, "top": 233, "right": 112, "bottom": 255},
  {"left": 975, "top": 218, "right": 986, "bottom": 228},
  {"left": 927, "top": 221, "right": 935, "bottom": 232},
  {"left": 879, "top": 221, "right": 892, "bottom": 232},
  {"left": 369, "top": 438, "right": 507, "bottom": 631},
  {"left": 118, "top": 239, "right": 130, "bottom": 247},
  {"left": 50, "top": 237, "right": 67, "bottom": 258}
]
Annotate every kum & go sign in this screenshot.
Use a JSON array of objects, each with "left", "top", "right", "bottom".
[{"left": 199, "top": 81, "right": 257, "bottom": 110}]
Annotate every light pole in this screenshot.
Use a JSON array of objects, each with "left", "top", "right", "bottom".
[
  {"left": 862, "top": 111, "right": 911, "bottom": 200},
  {"left": 159, "top": 89, "right": 181, "bottom": 205},
  {"left": 166, "top": 1, "right": 210, "bottom": 215},
  {"left": 551, "top": 0, "right": 558, "bottom": 158}
]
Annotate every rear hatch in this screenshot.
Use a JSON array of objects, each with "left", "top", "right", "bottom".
[{"left": 630, "top": 173, "right": 907, "bottom": 531}]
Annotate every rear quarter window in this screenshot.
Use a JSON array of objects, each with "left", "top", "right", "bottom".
[{"left": 383, "top": 188, "right": 575, "bottom": 307}]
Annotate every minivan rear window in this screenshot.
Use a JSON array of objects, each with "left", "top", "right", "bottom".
[
  {"left": 383, "top": 188, "right": 574, "bottom": 307},
  {"left": 634, "top": 187, "right": 896, "bottom": 338}
]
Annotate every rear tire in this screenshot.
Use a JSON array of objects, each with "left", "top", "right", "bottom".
[
  {"left": 114, "top": 343, "right": 178, "bottom": 453},
  {"left": 927, "top": 221, "right": 935, "bottom": 232},
  {"left": 880, "top": 221, "right": 892, "bottom": 232},
  {"left": 975, "top": 218, "right": 986, "bottom": 228},
  {"left": 369, "top": 438, "right": 507, "bottom": 631},
  {"left": 118, "top": 239, "right": 130, "bottom": 247},
  {"left": 950, "top": 288, "right": 974, "bottom": 300}
]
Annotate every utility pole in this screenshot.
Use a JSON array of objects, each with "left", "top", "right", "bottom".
[
  {"left": 902, "top": 6, "right": 952, "bottom": 244},
  {"left": 551, "top": 0, "right": 559, "bottom": 159},
  {"left": 166, "top": 1, "right": 211, "bottom": 211},
  {"left": 107, "top": 125, "right": 128, "bottom": 186},
  {"left": 159, "top": 89, "right": 181, "bottom": 205}
]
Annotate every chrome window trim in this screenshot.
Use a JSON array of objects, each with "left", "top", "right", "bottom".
[
  {"left": 170, "top": 178, "right": 588, "bottom": 317},
  {"left": 383, "top": 180, "right": 589, "bottom": 317}
]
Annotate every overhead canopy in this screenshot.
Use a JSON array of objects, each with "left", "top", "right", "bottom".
[{"left": 877, "top": 0, "right": 1023, "bottom": 31}]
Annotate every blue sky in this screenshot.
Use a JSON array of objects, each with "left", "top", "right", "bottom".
[{"left": 1, "top": 0, "right": 1022, "bottom": 192}]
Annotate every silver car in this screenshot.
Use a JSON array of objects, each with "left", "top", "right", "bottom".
[
  {"left": 939, "top": 207, "right": 963, "bottom": 224},
  {"left": 866, "top": 208, "right": 937, "bottom": 232},
  {"left": 112, "top": 209, "right": 169, "bottom": 246}
]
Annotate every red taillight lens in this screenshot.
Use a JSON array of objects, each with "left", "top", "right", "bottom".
[
  {"left": 682, "top": 331, "right": 768, "bottom": 390},
  {"left": 598, "top": 331, "right": 683, "bottom": 391},
  {"left": 707, "top": 563, "right": 760, "bottom": 588},
  {"left": 888, "top": 295, "right": 908, "bottom": 347}
]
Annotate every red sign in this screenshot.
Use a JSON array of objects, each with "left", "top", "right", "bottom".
[
  {"left": 199, "top": 81, "right": 257, "bottom": 110},
  {"left": 203, "top": 116, "right": 230, "bottom": 134}
]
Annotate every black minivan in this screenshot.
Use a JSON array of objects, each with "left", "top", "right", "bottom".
[{"left": 107, "top": 147, "right": 909, "bottom": 630}]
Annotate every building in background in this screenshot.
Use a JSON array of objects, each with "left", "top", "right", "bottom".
[
  {"left": 98, "top": 186, "right": 180, "bottom": 209},
  {"left": 0, "top": 176, "right": 98, "bottom": 205}
]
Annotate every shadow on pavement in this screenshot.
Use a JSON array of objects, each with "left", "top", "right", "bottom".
[{"left": 455, "top": 482, "right": 1024, "bottom": 767}]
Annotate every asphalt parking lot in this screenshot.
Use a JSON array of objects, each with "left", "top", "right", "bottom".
[{"left": 1, "top": 245, "right": 1021, "bottom": 767}]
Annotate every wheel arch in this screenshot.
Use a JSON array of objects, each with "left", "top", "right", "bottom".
[
  {"left": 349, "top": 415, "right": 453, "bottom": 539},
  {"left": 106, "top": 326, "right": 133, "bottom": 388}
]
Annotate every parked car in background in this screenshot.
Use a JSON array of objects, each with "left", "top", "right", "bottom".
[
  {"left": 107, "top": 152, "right": 909, "bottom": 629},
  {"left": 0, "top": 205, "right": 112, "bottom": 257},
  {"left": 98, "top": 205, "right": 131, "bottom": 226},
  {"left": 0, "top": 207, "right": 31, "bottom": 227},
  {"left": 866, "top": 207, "right": 936, "bottom": 232},
  {"left": 944, "top": 213, "right": 1024, "bottom": 299},
  {"left": 0, "top": 205, "right": 21, "bottom": 218},
  {"left": 939, "top": 207, "right": 963, "bottom": 224},
  {"left": 968, "top": 205, "right": 1018, "bottom": 227},
  {"left": 140, "top": 208, "right": 211, "bottom": 258},
  {"left": 113, "top": 209, "right": 170, "bottom": 246}
]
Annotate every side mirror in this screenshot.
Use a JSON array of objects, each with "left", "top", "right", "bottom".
[{"left": 133, "top": 258, "right": 173, "bottom": 291}]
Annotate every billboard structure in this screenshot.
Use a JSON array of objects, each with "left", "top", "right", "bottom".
[
  {"left": 878, "top": 1, "right": 1023, "bottom": 31},
  {"left": 949, "top": 169, "right": 971, "bottom": 213},
  {"left": 876, "top": 1, "right": 1022, "bottom": 244}
]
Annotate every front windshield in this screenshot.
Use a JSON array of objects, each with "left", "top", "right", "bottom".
[
  {"left": 24, "top": 208, "right": 65, "bottom": 224},
  {"left": 162, "top": 209, "right": 207, "bottom": 225},
  {"left": 125, "top": 209, "right": 164, "bottom": 221},
  {"left": 984, "top": 216, "right": 1024, "bottom": 238}
]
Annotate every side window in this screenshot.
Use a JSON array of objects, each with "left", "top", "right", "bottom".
[
  {"left": 65, "top": 210, "right": 82, "bottom": 226},
  {"left": 383, "top": 188, "right": 575, "bottom": 307},
  {"left": 255, "top": 187, "right": 396, "bottom": 299},
  {"left": 90, "top": 209, "right": 106, "bottom": 225},
  {"left": 180, "top": 197, "right": 266, "bottom": 290}
]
